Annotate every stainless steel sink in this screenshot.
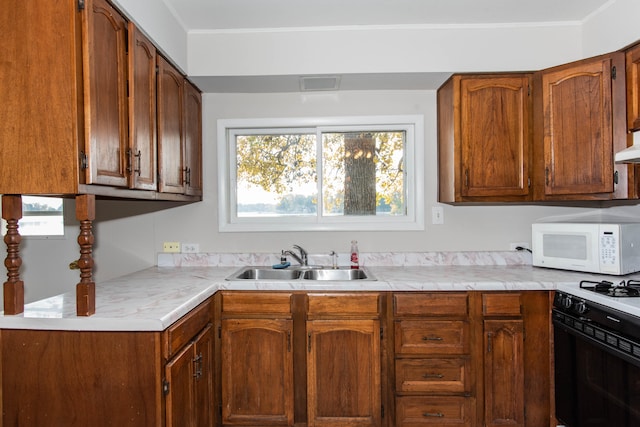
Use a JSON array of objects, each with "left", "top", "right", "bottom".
[
  {"left": 302, "top": 268, "right": 372, "bottom": 281},
  {"left": 226, "top": 266, "right": 375, "bottom": 281},
  {"left": 230, "top": 268, "right": 303, "bottom": 280}
]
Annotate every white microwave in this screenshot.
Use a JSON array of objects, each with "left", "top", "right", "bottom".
[{"left": 532, "top": 222, "right": 640, "bottom": 275}]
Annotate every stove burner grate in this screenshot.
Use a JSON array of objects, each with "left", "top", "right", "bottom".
[{"left": 579, "top": 279, "right": 640, "bottom": 298}]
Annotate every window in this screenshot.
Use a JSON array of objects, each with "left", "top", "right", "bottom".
[
  {"left": 1, "top": 196, "right": 64, "bottom": 237},
  {"left": 218, "top": 115, "right": 424, "bottom": 231}
]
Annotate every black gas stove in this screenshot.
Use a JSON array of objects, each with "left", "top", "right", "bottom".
[
  {"left": 553, "top": 281, "right": 640, "bottom": 427},
  {"left": 578, "top": 279, "right": 640, "bottom": 297}
]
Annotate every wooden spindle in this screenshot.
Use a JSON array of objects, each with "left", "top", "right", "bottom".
[
  {"left": 76, "top": 194, "right": 95, "bottom": 316},
  {"left": 3, "top": 194, "right": 24, "bottom": 315}
]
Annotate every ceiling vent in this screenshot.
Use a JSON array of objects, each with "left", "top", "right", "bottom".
[{"left": 299, "top": 75, "right": 341, "bottom": 92}]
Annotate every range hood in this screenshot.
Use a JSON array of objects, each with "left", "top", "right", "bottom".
[{"left": 615, "top": 132, "right": 640, "bottom": 163}]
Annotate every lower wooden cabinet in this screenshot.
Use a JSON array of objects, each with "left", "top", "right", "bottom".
[
  {"left": 166, "top": 324, "right": 215, "bottom": 427},
  {"left": 221, "top": 318, "right": 294, "bottom": 425},
  {"left": 218, "top": 292, "right": 382, "bottom": 427},
  {"left": 396, "top": 396, "right": 474, "bottom": 426},
  {"left": 0, "top": 298, "right": 214, "bottom": 426}
]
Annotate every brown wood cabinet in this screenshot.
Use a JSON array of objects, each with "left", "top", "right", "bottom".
[
  {"left": 393, "top": 292, "right": 473, "bottom": 427},
  {"left": 219, "top": 292, "right": 295, "bottom": 426},
  {"left": 626, "top": 42, "right": 640, "bottom": 131},
  {"left": 480, "top": 294, "right": 525, "bottom": 427},
  {"left": 165, "top": 300, "right": 215, "bottom": 427},
  {"left": 438, "top": 74, "right": 533, "bottom": 203},
  {"left": 0, "top": 297, "right": 214, "bottom": 426},
  {"left": 218, "top": 292, "right": 382, "bottom": 427},
  {"left": 158, "top": 57, "right": 204, "bottom": 196},
  {"left": 128, "top": 24, "right": 158, "bottom": 191},
  {"left": 0, "top": 0, "right": 201, "bottom": 201},
  {"left": 307, "top": 294, "right": 382, "bottom": 427},
  {"left": 533, "top": 52, "right": 634, "bottom": 200}
]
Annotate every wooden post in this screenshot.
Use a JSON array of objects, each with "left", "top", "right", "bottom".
[
  {"left": 76, "top": 194, "right": 96, "bottom": 316},
  {"left": 3, "top": 194, "right": 24, "bottom": 315}
]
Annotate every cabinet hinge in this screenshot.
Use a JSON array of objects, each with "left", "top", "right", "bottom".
[
  {"left": 162, "top": 379, "right": 170, "bottom": 396},
  {"left": 612, "top": 65, "right": 617, "bottom": 80},
  {"left": 380, "top": 327, "right": 384, "bottom": 340},
  {"left": 80, "top": 151, "right": 88, "bottom": 170},
  {"left": 614, "top": 170, "right": 619, "bottom": 185},
  {"left": 381, "top": 404, "right": 385, "bottom": 418},
  {"left": 218, "top": 325, "right": 222, "bottom": 339},
  {"left": 77, "top": 0, "right": 85, "bottom": 11}
]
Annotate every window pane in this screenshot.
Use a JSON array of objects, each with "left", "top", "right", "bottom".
[
  {"left": 0, "top": 196, "right": 64, "bottom": 237},
  {"left": 235, "top": 133, "right": 317, "bottom": 217},
  {"left": 322, "top": 131, "right": 406, "bottom": 216}
]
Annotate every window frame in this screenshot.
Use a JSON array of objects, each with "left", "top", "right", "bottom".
[
  {"left": 1, "top": 196, "right": 66, "bottom": 239},
  {"left": 217, "top": 115, "right": 424, "bottom": 232}
]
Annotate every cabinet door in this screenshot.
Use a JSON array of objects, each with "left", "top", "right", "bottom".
[
  {"left": 82, "top": 0, "right": 129, "bottom": 187},
  {"left": 157, "top": 56, "right": 185, "bottom": 194},
  {"left": 184, "top": 80, "right": 203, "bottom": 196},
  {"left": 195, "top": 325, "right": 215, "bottom": 427},
  {"left": 626, "top": 43, "right": 640, "bottom": 131},
  {"left": 460, "top": 76, "right": 531, "bottom": 198},
  {"left": 541, "top": 56, "right": 616, "bottom": 196},
  {"left": 128, "top": 24, "right": 157, "bottom": 191},
  {"left": 307, "top": 319, "right": 381, "bottom": 427},
  {"left": 165, "top": 341, "right": 196, "bottom": 427},
  {"left": 221, "top": 318, "right": 294, "bottom": 426},
  {"left": 483, "top": 319, "right": 524, "bottom": 427}
]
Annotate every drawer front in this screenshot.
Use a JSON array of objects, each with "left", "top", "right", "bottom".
[
  {"left": 395, "top": 320, "right": 469, "bottom": 355},
  {"left": 482, "top": 293, "right": 522, "bottom": 316},
  {"left": 396, "top": 396, "right": 473, "bottom": 427},
  {"left": 396, "top": 358, "right": 470, "bottom": 394},
  {"left": 394, "top": 293, "right": 468, "bottom": 317},
  {"left": 165, "top": 298, "right": 212, "bottom": 359},
  {"left": 307, "top": 293, "right": 380, "bottom": 317},
  {"left": 221, "top": 292, "right": 292, "bottom": 316}
]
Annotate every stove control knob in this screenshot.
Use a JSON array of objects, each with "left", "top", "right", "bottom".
[
  {"left": 574, "top": 301, "right": 588, "bottom": 315},
  {"left": 562, "top": 295, "right": 573, "bottom": 309}
]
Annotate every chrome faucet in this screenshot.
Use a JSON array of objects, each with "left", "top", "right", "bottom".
[{"left": 283, "top": 245, "right": 308, "bottom": 266}]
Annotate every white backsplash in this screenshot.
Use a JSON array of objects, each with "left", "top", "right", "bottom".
[{"left": 157, "top": 251, "right": 532, "bottom": 268}]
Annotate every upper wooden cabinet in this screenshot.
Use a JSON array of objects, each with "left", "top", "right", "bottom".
[
  {"left": 438, "top": 74, "right": 533, "bottom": 203},
  {"left": 626, "top": 43, "right": 640, "bottom": 131},
  {"left": 158, "top": 57, "right": 203, "bottom": 196},
  {"left": 128, "top": 24, "right": 158, "bottom": 191},
  {"left": 533, "top": 52, "right": 633, "bottom": 201},
  {"left": 0, "top": 0, "right": 201, "bottom": 201}
]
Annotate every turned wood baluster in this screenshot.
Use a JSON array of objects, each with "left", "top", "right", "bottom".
[
  {"left": 3, "top": 195, "right": 24, "bottom": 315},
  {"left": 76, "top": 194, "right": 95, "bottom": 316}
]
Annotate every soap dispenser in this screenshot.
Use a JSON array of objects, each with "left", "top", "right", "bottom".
[{"left": 350, "top": 240, "right": 359, "bottom": 269}]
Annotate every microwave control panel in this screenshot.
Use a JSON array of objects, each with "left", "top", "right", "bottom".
[{"left": 599, "top": 225, "right": 620, "bottom": 273}]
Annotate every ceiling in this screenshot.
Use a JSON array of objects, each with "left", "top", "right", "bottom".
[
  {"left": 162, "top": 0, "right": 611, "bottom": 31},
  {"left": 162, "top": 0, "right": 613, "bottom": 93}
]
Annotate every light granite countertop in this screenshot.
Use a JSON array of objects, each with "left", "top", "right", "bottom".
[{"left": 2, "top": 251, "right": 640, "bottom": 331}]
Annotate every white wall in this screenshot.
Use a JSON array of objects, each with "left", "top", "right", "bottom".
[{"left": 5, "top": 0, "right": 640, "bottom": 306}]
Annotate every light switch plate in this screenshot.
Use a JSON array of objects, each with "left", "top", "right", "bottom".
[{"left": 431, "top": 206, "right": 444, "bottom": 224}]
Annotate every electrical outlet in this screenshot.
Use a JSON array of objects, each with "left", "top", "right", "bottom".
[
  {"left": 510, "top": 242, "right": 530, "bottom": 251},
  {"left": 182, "top": 243, "right": 199, "bottom": 253},
  {"left": 163, "top": 242, "right": 181, "bottom": 253},
  {"left": 431, "top": 206, "right": 444, "bottom": 224}
]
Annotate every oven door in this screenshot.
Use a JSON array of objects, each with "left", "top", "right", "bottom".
[{"left": 554, "top": 310, "right": 640, "bottom": 427}]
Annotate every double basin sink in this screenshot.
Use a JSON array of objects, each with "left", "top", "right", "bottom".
[{"left": 226, "top": 266, "right": 375, "bottom": 281}]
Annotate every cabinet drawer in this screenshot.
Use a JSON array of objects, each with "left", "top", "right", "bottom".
[
  {"left": 396, "top": 358, "right": 470, "bottom": 394},
  {"left": 221, "top": 292, "right": 292, "bottom": 316},
  {"left": 394, "top": 293, "right": 468, "bottom": 317},
  {"left": 395, "top": 321, "right": 469, "bottom": 355},
  {"left": 165, "top": 298, "right": 212, "bottom": 359},
  {"left": 396, "top": 396, "right": 473, "bottom": 427},
  {"left": 482, "top": 293, "right": 522, "bottom": 316},
  {"left": 307, "top": 293, "right": 380, "bottom": 317}
]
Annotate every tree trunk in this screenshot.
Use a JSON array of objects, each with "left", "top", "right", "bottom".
[{"left": 344, "top": 134, "right": 376, "bottom": 215}]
